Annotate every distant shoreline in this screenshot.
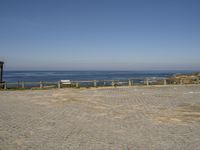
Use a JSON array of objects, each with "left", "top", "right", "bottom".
[
  {"left": 3, "top": 70, "right": 199, "bottom": 83},
  {"left": 4, "top": 70, "right": 199, "bottom": 72}
]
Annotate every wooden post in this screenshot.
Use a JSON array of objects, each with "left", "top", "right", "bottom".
[
  {"left": 57, "top": 81, "right": 61, "bottom": 88},
  {"left": 180, "top": 79, "right": 183, "bottom": 85},
  {"left": 146, "top": 79, "right": 149, "bottom": 86},
  {"left": 4, "top": 82, "right": 6, "bottom": 89},
  {"left": 112, "top": 80, "right": 115, "bottom": 87},
  {"left": 22, "top": 81, "right": 25, "bottom": 88},
  {"left": 164, "top": 79, "right": 167, "bottom": 85},
  {"left": 124, "top": 144, "right": 128, "bottom": 150},
  {"left": 76, "top": 82, "right": 79, "bottom": 88},
  {"left": 198, "top": 78, "right": 200, "bottom": 84},
  {"left": 17, "top": 81, "right": 20, "bottom": 88},
  {"left": 128, "top": 80, "right": 132, "bottom": 86},
  {"left": 40, "top": 81, "right": 43, "bottom": 89},
  {"left": 94, "top": 80, "right": 97, "bottom": 87},
  {"left": 0, "top": 64, "right": 3, "bottom": 83}
]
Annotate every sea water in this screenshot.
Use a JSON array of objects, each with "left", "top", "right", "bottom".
[{"left": 4, "top": 70, "right": 194, "bottom": 82}]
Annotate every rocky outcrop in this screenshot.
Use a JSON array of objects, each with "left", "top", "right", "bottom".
[{"left": 167, "top": 72, "right": 200, "bottom": 84}]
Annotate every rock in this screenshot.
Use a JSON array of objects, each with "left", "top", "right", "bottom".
[{"left": 167, "top": 72, "right": 200, "bottom": 84}]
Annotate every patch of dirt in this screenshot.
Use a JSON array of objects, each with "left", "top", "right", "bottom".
[
  {"left": 155, "top": 104, "right": 200, "bottom": 124},
  {"left": 13, "top": 138, "right": 24, "bottom": 146}
]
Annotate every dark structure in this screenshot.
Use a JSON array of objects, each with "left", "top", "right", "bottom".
[{"left": 0, "top": 61, "right": 4, "bottom": 83}]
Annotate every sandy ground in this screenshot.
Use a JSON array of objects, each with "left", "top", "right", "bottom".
[{"left": 1, "top": 85, "right": 200, "bottom": 150}]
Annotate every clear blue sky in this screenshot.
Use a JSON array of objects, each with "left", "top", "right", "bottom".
[{"left": 1, "top": 0, "right": 200, "bottom": 70}]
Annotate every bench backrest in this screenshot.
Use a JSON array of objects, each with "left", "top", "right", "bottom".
[{"left": 60, "top": 80, "right": 71, "bottom": 85}]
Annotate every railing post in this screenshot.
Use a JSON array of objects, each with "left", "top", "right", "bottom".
[
  {"left": 94, "top": 80, "right": 97, "bottom": 87},
  {"left": 22, "top": 81, "right": 25, "bottom": 88},
  {"left": 132, "top": 80, "right": 134, "bottom": 86},
  {"left": 180, "top": 79, "right": 183, "bottom": 85},
  {"left": 57, "top": 81, "right": 61, "bottom": 88},
  {"left": 128, "top": 80, "right": 132, "bottom": 86},
  {"left": 146, "top": 79, "right": 149, "bottom": 86},
  {"left": 76, "top": 82, "right": 79, "bottom": 88},
  {"left": 124, "top": 144, "right": 128, "bottom": 150},
  {"left": 40, "top": 81, "right": 43, "bottom": 89},
  {"left": 112, "top": 80, "right": 115, "bottom": 87},
  {"left": 17, "top": 81, "right": 20, "bottom": 88},
  {"left": 164, "top": 79, "right": 167, "bottom": 85},
  {"left": 4, "top": 82, "right": 7, "bottom": 90}
]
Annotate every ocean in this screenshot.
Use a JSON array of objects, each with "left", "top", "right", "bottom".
[{"left": 3, "top": 70, "right": 194, "bottom": 83}]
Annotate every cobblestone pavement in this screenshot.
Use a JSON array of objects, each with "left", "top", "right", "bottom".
[{"left": 1, "top": 85, "right": 200, "bottom": 150}]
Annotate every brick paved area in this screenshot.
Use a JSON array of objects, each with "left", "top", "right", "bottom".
[{"left": 1, "top": 85, "right": 200, "bottom": 149}]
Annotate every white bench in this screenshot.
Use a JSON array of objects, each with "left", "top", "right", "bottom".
[{"left": 60, "top": 80, "right": 72, "bottom": 85}]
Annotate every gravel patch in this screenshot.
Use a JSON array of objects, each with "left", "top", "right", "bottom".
[{"left": 1, "top": 85, "right": 200, "bottom": 149}]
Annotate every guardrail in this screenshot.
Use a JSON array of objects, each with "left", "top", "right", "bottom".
[{"left": 0, "top": 77, "right": 199, "bottom": 90}]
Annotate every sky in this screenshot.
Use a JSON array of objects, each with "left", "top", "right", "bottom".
[{"left": 0, "top": 0, "right": 200, "bottom": 70}]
